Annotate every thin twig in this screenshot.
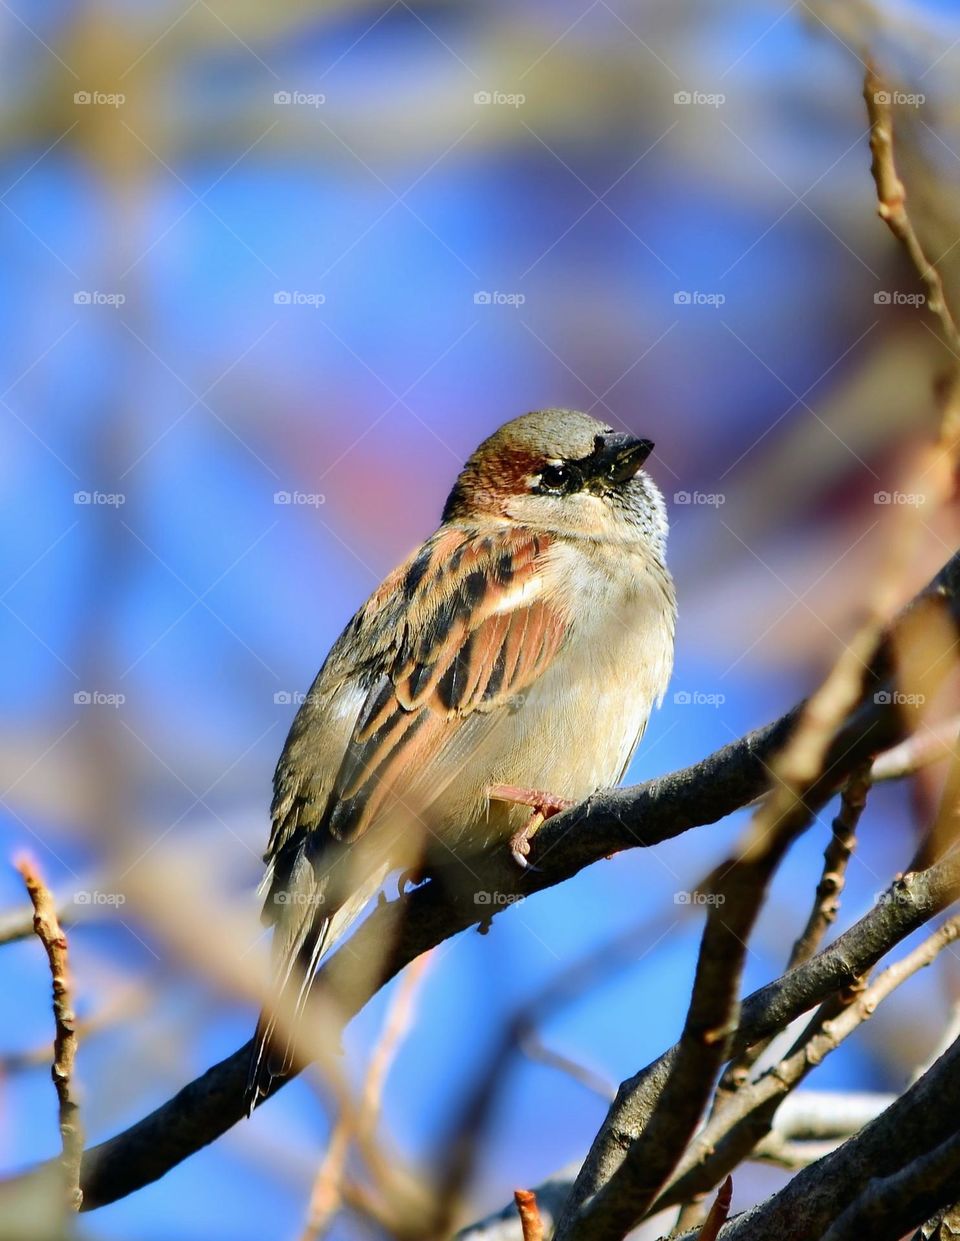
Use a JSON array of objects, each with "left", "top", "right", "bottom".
[
  {"left": 864, "top": 63, "right": 960, "bottom": 361},
  {"left": 789, "top": 765, "right": 871, "bottom": 967},
  {"left": 871, "top": 716, "right": 960, "bottom": 782},
  {"left": 653, "top": 915, "right": 960, "bottom": 1214},
  {"left": 514, "top": 1189, "right": 545, "bottom": 1241},
  {"left": 15, "top": 855, "right": 84, "bottom": 1211},
  {"left": 714, "top": 768, "right": 871, "bottom": 1113},
  {"left": 556, "top": 793, "right": 820, "bottom": 1241},
  {"left": 696, "top": 1176, "right": 733, "bottom": 1241},
  {"left": 300, "top": 953, "right": 431, "bottom": 1241},
  {"left": 670, "top": 993, "right": 960, "bottom": 1240},
  {"left": 458, "top": 850, "right": 960, "bottom": 1241}
]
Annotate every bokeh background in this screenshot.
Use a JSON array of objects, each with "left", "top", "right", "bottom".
[{"left": 4, "top": 1, "right": 960, "bottom": 1238}]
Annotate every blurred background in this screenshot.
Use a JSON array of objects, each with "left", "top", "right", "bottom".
[{"left": 3, "top": 1, "right": 960, "bottom": 1238}]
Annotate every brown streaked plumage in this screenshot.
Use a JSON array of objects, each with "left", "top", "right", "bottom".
[{"left": 246, "top": 409, "right": 676, "bottom": 1111}]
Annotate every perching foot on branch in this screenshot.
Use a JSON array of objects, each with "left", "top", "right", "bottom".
[{"left": 488, "top": 784, "right": 576, "bottom": 869}]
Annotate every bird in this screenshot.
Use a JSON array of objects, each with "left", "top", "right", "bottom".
[{"left": 245, "top": 408, "right": 676, "bottom": 1111}]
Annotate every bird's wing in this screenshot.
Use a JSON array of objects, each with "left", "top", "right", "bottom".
[
  {"left": 263, "top": 524, "right": 568, "bottom": 868},
  {"left": 246, "top": 524, "right": 568, "bottom": 1110},
  {"left": 325, "top": 523, "right": 568, "bottom": 843}
]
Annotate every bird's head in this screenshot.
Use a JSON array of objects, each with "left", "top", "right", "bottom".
[{"left": 442, "top": 408, "right": 668, "bottom": 555}]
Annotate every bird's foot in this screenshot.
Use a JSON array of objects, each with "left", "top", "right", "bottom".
[{"left": 488, "top": 784, "right": 576, "bottom": 870}]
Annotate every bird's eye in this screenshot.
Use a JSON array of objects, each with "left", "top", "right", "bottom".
[{"left": 538, "top": 464, "right": 570, "bottom": 492}]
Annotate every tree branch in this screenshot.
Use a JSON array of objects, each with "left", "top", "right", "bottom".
[
  {"left": 556, "top": 796, "right": 820, "bottom": 1240},
  {"left": 16, "top": 855, "right": 84, "bottom": 1212},
  {"left": 31, "top": 545, "right": 957, "bottom": 1212},
  {"left": 689, "top": 1031, "right": 960, "bottom": 1241}
]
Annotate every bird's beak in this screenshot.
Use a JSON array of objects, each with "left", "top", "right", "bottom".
[{"left": 601, "top": 433, "right": 654, "bottom": 482}]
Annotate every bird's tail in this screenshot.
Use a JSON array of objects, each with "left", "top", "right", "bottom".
[
  {"left": 244, "top": 916, "right": 334, "bottom": 1113},
  {"left": 243, "top": 863, "right": 388, "bottom": 1115}
]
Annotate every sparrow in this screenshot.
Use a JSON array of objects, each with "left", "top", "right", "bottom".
[{"left": 245, "top": 408, "right": 675, "bottom": 1110}]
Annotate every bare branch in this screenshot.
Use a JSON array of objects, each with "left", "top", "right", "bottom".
[
  {"left": 299, "top": 954, "right": 431, "bottom": 1241},
  {"left": 653, "top": 916, "right": 960, "bottom": 1214},
  {"left": 513, "top": 1189, "right": 544, "bottom": 1241},
  {"left": 672, "top": 997, "right": 960, "bottom": 1240},
  {"left": 820, "top": 1130, "right": 960, "bottom": 1241},
  {"left": 696, "top": 1176, "right": 733, "bottom": 1241},
  {"left": 788, "top": 767, "right": 870, "bottom": 968},
  {"left": 15, "top": 855, "right": 84, "bottom": 1212},
  {"left": 871, "top": 716, "right": 960, "bottom": 783},
  {"left": 713, "top": 768, "right": 870, "bottom": 1118},
  {"left": 864, "top": 63, "right": 960, "bottom": 361},
  {"left": 556, "top": 792, "right": 820, "bottom": 1241},
  {"left": 25, "top": 547, "right": 960, "bottom": 1214}
]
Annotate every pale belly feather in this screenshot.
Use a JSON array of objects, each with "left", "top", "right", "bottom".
[{"left": 433, "top": 543, "right": 675, "bottom": 852}]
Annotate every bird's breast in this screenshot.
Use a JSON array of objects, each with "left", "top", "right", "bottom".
[{"left": 445, "top": 539, "right": 675, "bottom": 850}]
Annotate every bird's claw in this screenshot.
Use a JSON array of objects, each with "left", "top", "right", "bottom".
[{"left": 490, "top": 784, "right": 574, "bottom": 871}]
